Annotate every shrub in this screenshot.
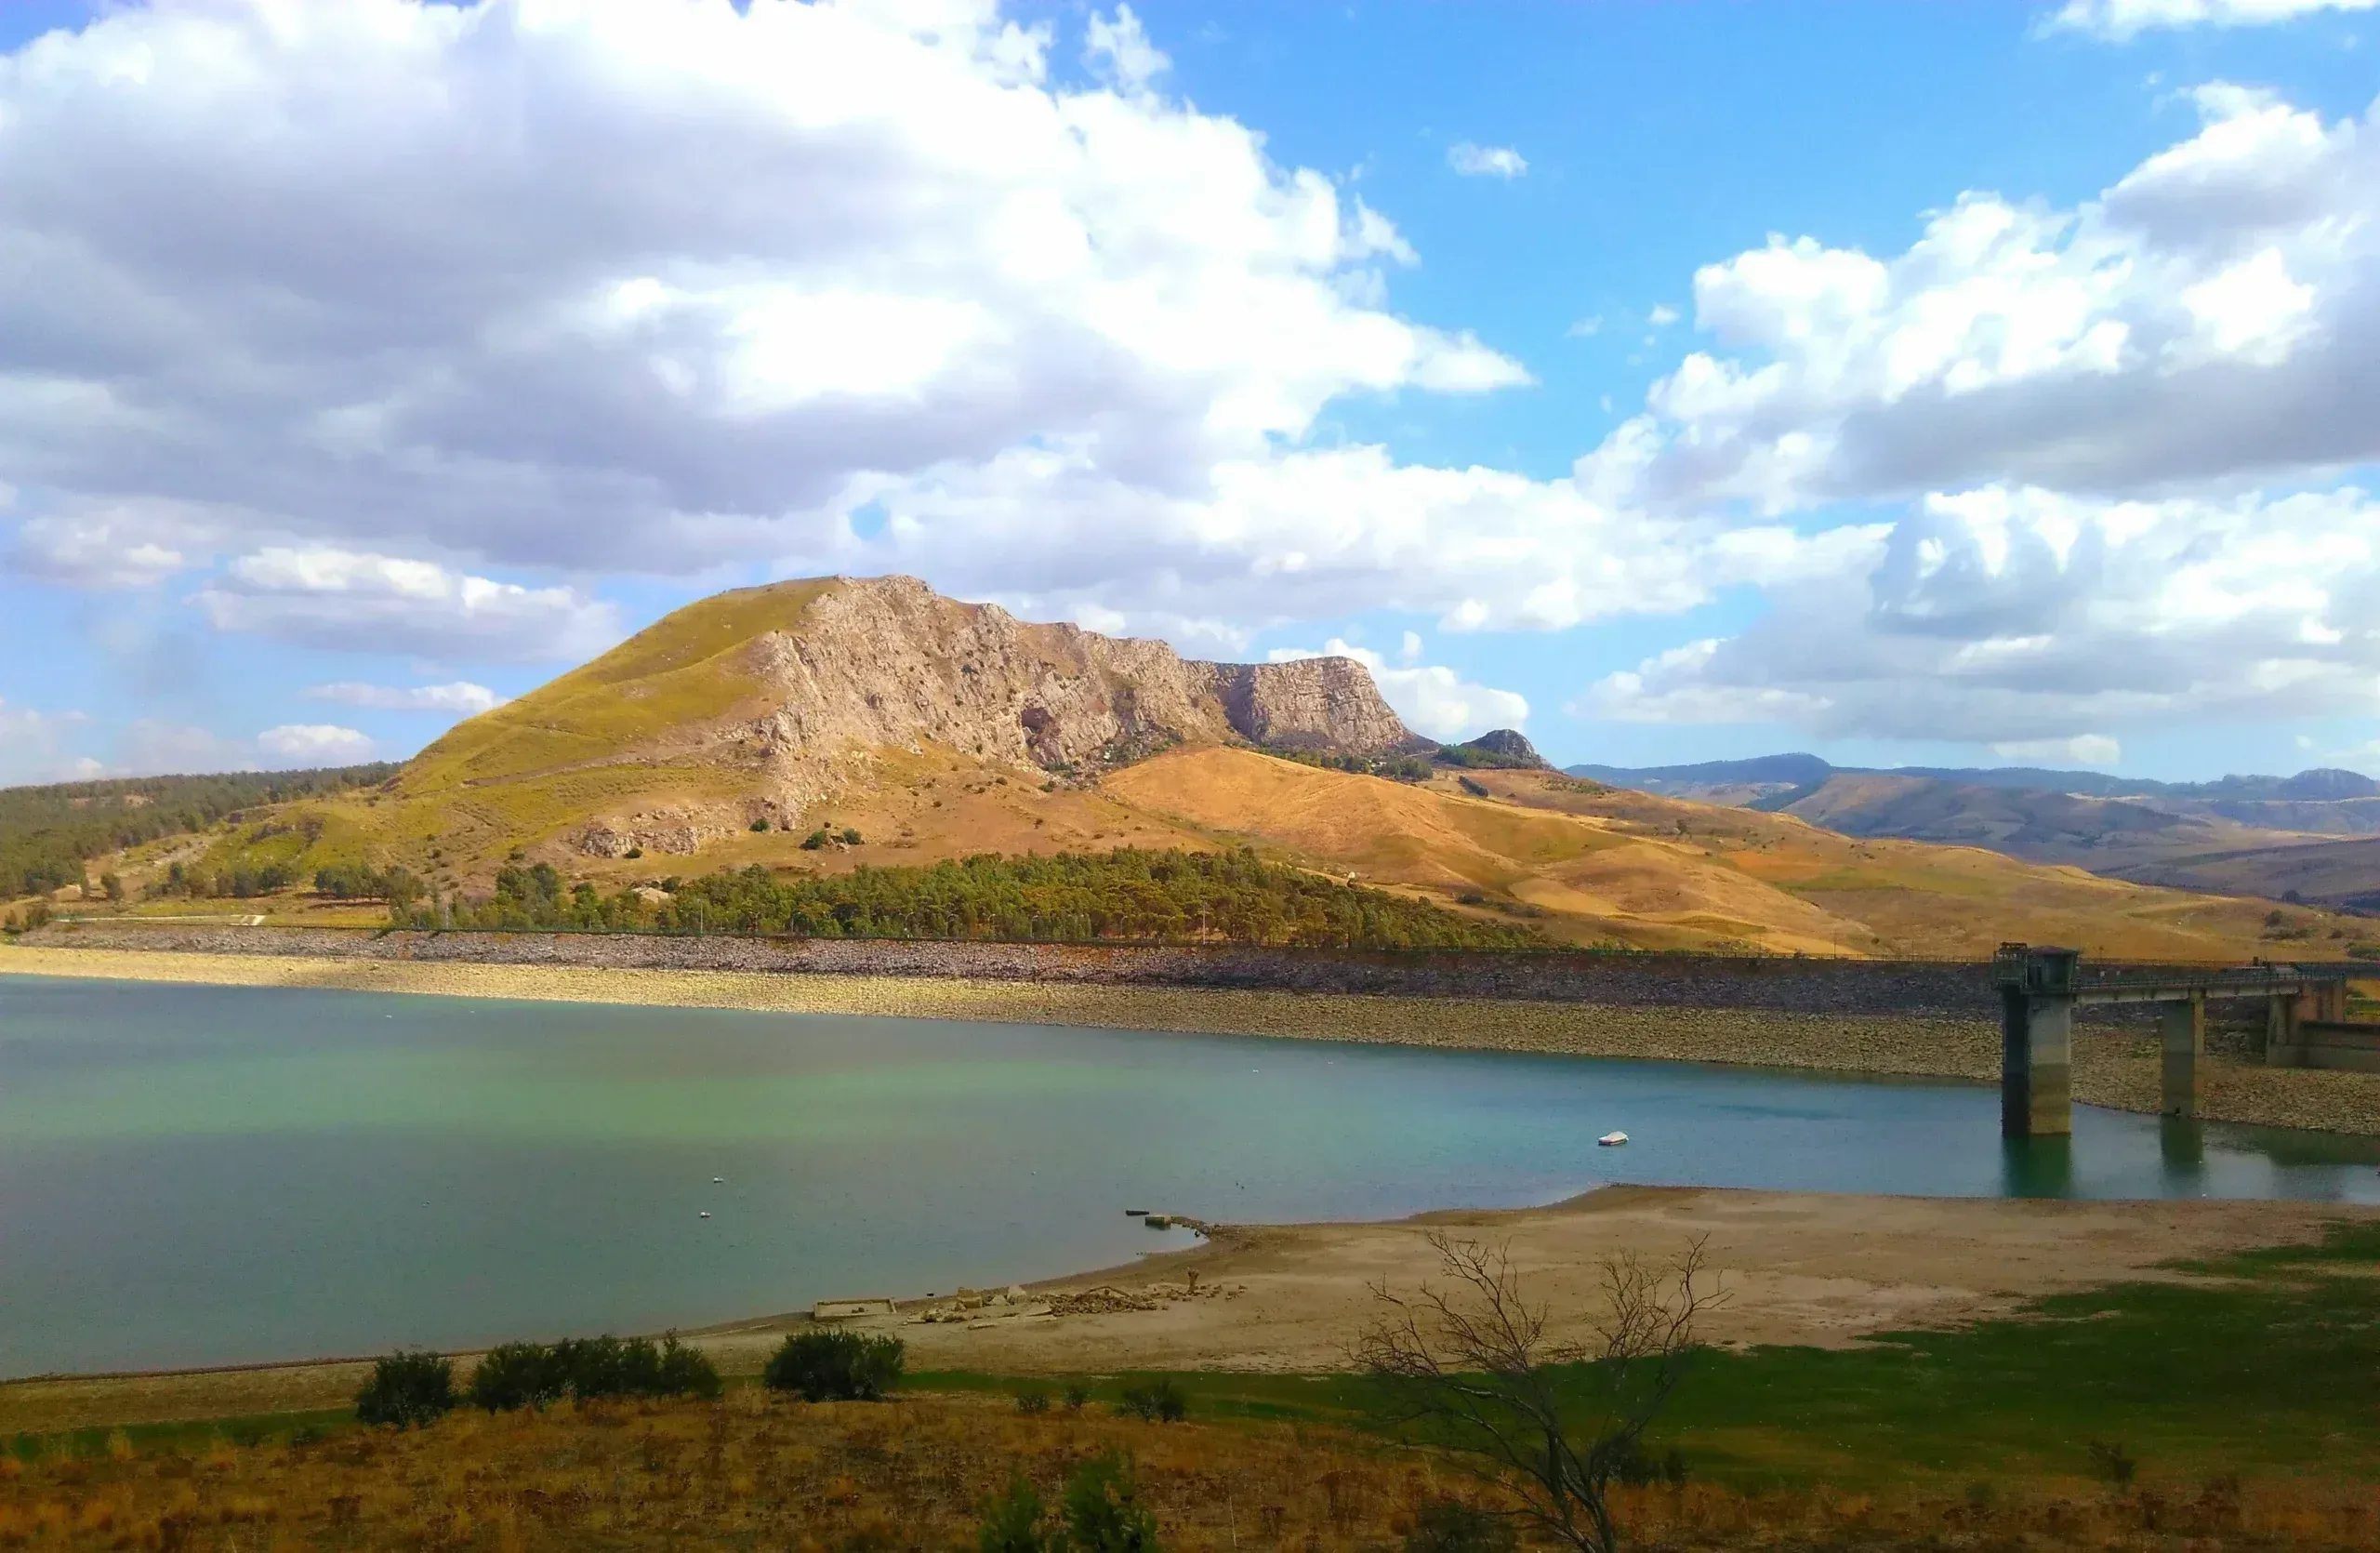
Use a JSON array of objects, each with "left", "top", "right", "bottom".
[
  {"left": 1404, "top": 1500, "right": 1515, "bottom": 1553},
  {"left": 840, "top": 828, "right": 863, "bottom": 845},
  {"left": 1116, "top": 1377, "right": 1186, "bottom": 1423},
  {"left": 354, "top": 1350, "right": 456, "bottom": 1429},
  {"left": 470, "top": 1341, "right": 570, "bottom": 1412},
  {"left": 471, "top": 1334, "right": 718, "bottom": 1411},
  {"left": 1060, "top": 1453, "right": 1160, "bottom": 1553},
  {"left": 1063, "top": 1381, "right": 1092, "bottom": 1413},
  {"left": 1014, "top": 1387, "right": 1051, "bottom": 1415},
  {"left": 800, "top": 830, "right": 831, "bottom": 850},
  {"left": 2087, "top": 1439, "right": 2138, "bottom": 1487},
  {"left": 761, "top": 1329, "right": 905, "bottom": 1401},
  {"left": 977, "top": 1476, "right": 1050, "bottom": 1553},
  {"left": 750, "top": 817, "right": 771, "bottom": 832}
]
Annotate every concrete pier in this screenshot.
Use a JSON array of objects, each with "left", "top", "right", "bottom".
[
  {"left": 1992, "top": 945, "right": 2349, "bottom": 1139},
  {"left": 2161, "top": 992, "right": 2205, "bottom": 1118},
  {"left": 1998, "top": 946, "right": 2078, "bottom": 1138}
]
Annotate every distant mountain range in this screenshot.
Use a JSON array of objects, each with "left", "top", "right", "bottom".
[{"left": 1565, "top": 755, "right": 2380, "bottom": 909}]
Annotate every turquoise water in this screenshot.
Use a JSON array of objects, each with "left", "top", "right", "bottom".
[{"left": 5, "top": 973, "right": 2379, "bottom": 1377}]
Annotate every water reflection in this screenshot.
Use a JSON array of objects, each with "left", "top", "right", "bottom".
[
  {"left": 2002, "top": 1135, "right": 2075, "bottom": 1198},
  {"left": 2159, "top": 1116, "right": 2205, "bottom": 1175}
]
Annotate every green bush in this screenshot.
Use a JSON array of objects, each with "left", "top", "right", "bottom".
[
  {"left": 1116, "top": 1378, "right": 1187, "bottom": 1423},
  {"left": 977, "top": 1476, "right": 1050, "bottom": 1553},
  {"left": 469, "top": 1334, "right": 719, "bottom": 1412},
  {"left": 761, "top": 1329, "right": 905, "bottom": 1401},
  {"left": 1063, "top": 1381, "right": 1091, "bottom": 1413},
  {"left": 354, "top": 1350, "right": 456, "bottom": 1429},
  {"left": 1014, "top": 1387, "right": 1051, "bottom": 1415},
  {"left": 1059, "top": 1453, "right": 1160, "bottom": 1553},
  {"left": 469, "top": 1341, "right": 571, "bottom": 1412},
  {"left": 750, "top": 817, "right": 772, "bottom": 832},
  {"left": 1403, "top": 1500, "right": 1515, "bottom": 1553}
]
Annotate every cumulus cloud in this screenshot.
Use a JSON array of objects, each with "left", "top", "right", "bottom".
[
  {"left": 307, "top": 681, "right": 507, "bottom": 714},
  {"left": 2045, "top": 0, "right": 2375, "bottom": 40},
  {"left": 192, "top": 549, "right": 619, "bottom": 661},
  {"left": 0, "top": 699, "right": 91, "bottom": 787},
  {"left": 1582, "top": 484, "right": 2380, "bottom": 744},
  {"left": 257, "top": 724, "right": 376, "bottom": 764},
  {"left": 1576, "top": 85, "right": 2380, "bottom": 519},
  {"left": 0, "top": 0, "right": 1525, "bottom": 616},
  {"left": 6, "top": 499, "right": 228, "bottom": 589},
  {"left": 1270, "top": 638, "right": 1528, "bottom": 742},
  {"left": 1448, "top": 143, "right": 1528, "bottom": 179}
]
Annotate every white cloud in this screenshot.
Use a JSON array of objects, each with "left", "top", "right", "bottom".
[
  {"left": 0, "top": 0, "right": 1524, "bottom": 609},
  {"left": 2046, "top": 0, "right": 2375, "bottom": 40},
  {"left": 1448, "top": 142, "right": 1528, "bottom": 179},
  {"left": 1646, "top": 303, "right": 1681, "bottom": 327},
  {"left": 1084, "top": 5, "right": 1166, "bottom": 92},
  {"left": 0, "top": 699, "right": 91, "bottom": 788},
  {"left": 840, "top": 441, "right": 1880, "bottom": 641},
  {"left": 1576, "top": 85, "right": 2380, "bottom": 519},
  {"left": 257, "top": 724, "right": 376, "bottom": 764},
  {"left": 307, "top": 681, "right": 508, "bottom": 714},
  {"left": 1567, "top": 315, "right": 1605, "bottom": 338},
  {"left": 1991, "top": 734, "right": 2123, "bottom": 765},
  {"left": 1270, "top": 638, "right": 1528, "bottom": 741},
  {"left": 6, "top": 500, "right": 225, "bottom": 589},
  {"left": 192, "top": 549, "right": 619, "bottom": 661},
  {"left": 1581, "top": 484, "right": 2380, "bottom": 745}
]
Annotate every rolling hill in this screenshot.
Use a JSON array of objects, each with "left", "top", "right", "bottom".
[
  {"left": 1572, "top": 755, "right": 2380, "bottom": 909},
  {"left": 14, "top": 576, "right": 2361, "bottom": 961}
]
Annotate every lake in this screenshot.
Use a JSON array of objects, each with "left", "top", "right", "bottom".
[{"left": 6, "top": 972, "right": 2379, "bottom": 1377}]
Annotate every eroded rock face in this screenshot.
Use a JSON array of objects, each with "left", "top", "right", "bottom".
[
  {"left": 726, "top": 577, "right": 1425, "bottom": 784},
  {"left": 1195, "top": 659, "right": 1433, "bottom": 756},
  {"left": 563, "top": 575, "right": 1429, "bottom": 844}
]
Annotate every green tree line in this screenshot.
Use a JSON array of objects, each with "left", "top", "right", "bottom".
[
  {"left": 402, "top": 848, "right": 1549, "bottom": 950},
  {"left": 0, "top": 764, "right": 395, "bottom": 899}
]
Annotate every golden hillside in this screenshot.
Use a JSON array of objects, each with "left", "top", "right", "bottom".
[{"left": 100, "top": 576, "right": 2352, "bottom": 962}]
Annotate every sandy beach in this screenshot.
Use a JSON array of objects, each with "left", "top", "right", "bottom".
[
  {"left": 5, "top": 1185, "right": 2368, "bottom": 1437},
  {"left": 11, "top": 941, "right": 2380, "bottom": 1135}
]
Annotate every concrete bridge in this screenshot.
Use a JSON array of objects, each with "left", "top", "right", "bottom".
[{"left": 1992, "top": 944, "right": 2355, "bottom": 1138}]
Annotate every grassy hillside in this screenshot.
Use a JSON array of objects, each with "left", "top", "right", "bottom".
[
  {"left": 17, "top": 574, "right": 2360, "bottom": 960},
  {"left": 0, "top": 766, "right": 395, "bottom": 903}
]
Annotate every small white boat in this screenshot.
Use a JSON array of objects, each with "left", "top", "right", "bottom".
[
  {"left": 1597, "top": 1131, "right": 1629, "bottom": 1148},
  {"left": 712, "top": 1176, "right": 724, "bottom": 1184},
  {"left": 699, "top": 1211, "right": 712, "bottom": 1218}
]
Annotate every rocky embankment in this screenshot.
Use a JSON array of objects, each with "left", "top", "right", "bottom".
[{"left": 15, "top": 924, "right": 2380, "bottom": 1135}]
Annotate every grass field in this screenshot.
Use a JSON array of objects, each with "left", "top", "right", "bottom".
[{"left": 8, "top": 1223, "right": 2380, "bottom": 1548}]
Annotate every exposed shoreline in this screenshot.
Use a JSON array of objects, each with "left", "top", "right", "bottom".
[
  {"left": 7, "top": 1184, "right": 2374, "bottom": 1437},
  {"left": 12, "top": 940, "right": 2380, "bottom": 1135}
]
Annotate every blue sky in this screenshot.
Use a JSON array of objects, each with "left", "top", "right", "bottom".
[{"left": 1, "top": 0, "right": 2376, "bottom": 783}]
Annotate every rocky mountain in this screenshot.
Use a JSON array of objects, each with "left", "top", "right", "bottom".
[{"left": 398, "top": 575, "right": 1428, "bottom": 858}]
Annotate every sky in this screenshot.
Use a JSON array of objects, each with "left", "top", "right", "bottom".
[{"left": 1, "top": 0, "right": 2377, "bottom": 785}]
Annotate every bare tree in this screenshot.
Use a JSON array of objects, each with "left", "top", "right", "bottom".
[{"left": 1355, "top": 1232, "right": 1720, "bottom": 1553}]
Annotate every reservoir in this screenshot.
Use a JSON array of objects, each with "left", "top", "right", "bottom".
[{"left": 6, "top": 973, "right": 2378, "bottom": 1377}]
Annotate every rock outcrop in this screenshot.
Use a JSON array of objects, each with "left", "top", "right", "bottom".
[
  {"left": 414, "top": 575, "right": 1431, "bottom": 846},
  {"left": 1441, "top": 729, "right": 1551, "bottom": 770}
]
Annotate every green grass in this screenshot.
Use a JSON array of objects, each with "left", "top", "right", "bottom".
[
  {"left": 925, "top": 1221, "right": 2380, "bottom": 1492},
  {"left": 17, "top": 1224, "right": 2379, "bottom": 1497}
]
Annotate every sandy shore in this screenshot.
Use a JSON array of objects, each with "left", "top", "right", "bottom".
[
  {"left": 11, "top": 942, "right": 2380, "bottom": 1135},
  {"left": 6, "top": 1186, "right": 2368, "bottom": 1436}
]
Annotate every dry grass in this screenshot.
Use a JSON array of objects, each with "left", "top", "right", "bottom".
[{"left": 5, "top": 1391, "right": 2377, "bottom": 1551}]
